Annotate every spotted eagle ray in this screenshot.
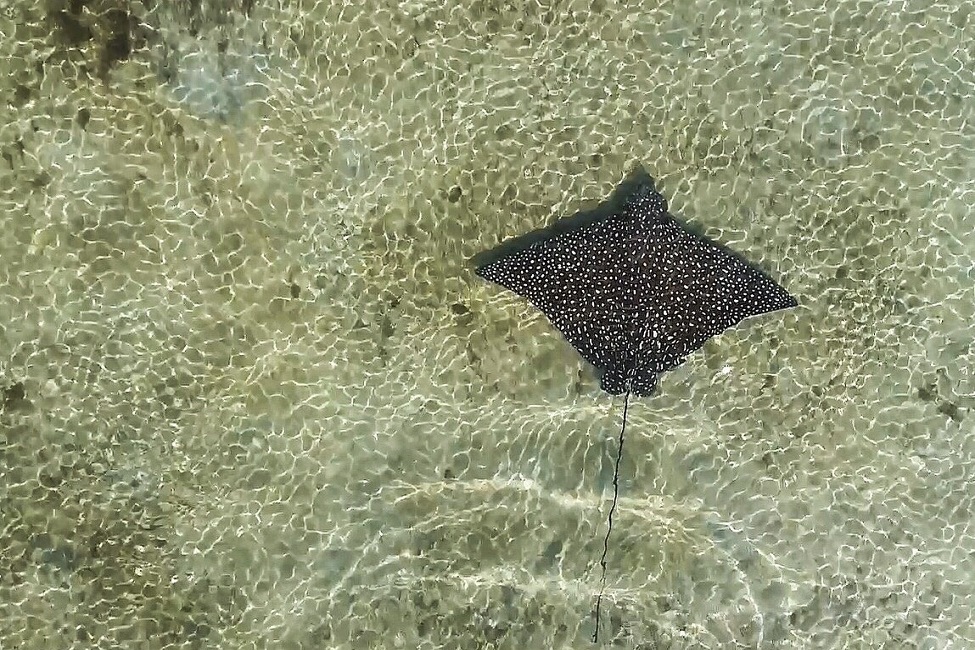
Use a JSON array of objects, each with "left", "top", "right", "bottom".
[{"left": 472, "top": 166, "right": 797, "bottom": 642}]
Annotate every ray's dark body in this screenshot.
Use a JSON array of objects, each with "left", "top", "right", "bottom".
[{"left": 473, "top": 167, "right": 797, "bottom": 397}]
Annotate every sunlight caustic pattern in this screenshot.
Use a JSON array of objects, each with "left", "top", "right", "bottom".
[{"left": 0, "top": 0, "right": 972, "bottom": 648}]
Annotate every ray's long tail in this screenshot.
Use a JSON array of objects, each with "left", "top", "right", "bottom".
[{"left": 592, "top": 390, "right": 630, "bottom": 643}]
